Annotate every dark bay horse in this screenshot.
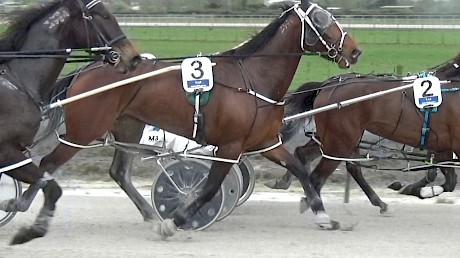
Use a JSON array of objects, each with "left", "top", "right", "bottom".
[
  {"left": 273, "top": 54, "right": 460, "bottom": 220},
  {"left": 0, "top": 0, "right": 140, "bottom": 245},
  {"left": 41, "top": 0, "right": 361, "bottom": 237}
]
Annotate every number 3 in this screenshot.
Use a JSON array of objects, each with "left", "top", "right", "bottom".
[{"left": 191, "top": 60, "right": 204, "bottom": 79}]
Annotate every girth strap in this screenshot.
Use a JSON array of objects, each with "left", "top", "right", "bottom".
[{"left": 420, "top": 107, "right": 435, "bottom": 149}]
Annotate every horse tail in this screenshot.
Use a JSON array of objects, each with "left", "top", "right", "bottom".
[
  {"left": 281, "top": 81, "right": 322, "bottom": 143},
  {"left": 33, "top": 72, "right": 79, "bottom": 146}
]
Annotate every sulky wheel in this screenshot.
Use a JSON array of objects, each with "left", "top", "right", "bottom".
[
  {"left": 236, "top": 158, "right": 256, "bottom": 207},
  {"left": 151, "top": 158, "right": 224, "bottom": 231},
  {"left": 0, "top": 174, "right": 22, "bottom": 227},
  {"left": 216, "top": 163, "right": 243, "bottom": 221}
]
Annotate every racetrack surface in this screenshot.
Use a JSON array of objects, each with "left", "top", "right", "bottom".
[{"left": 1, "top": 184, "right": 460, "bottom": 258}]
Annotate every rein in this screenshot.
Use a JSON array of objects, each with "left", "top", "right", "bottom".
[
  {"left": 136, "top": 51, "right": 330, "bottom": 63},
  {"left": 0, "top": 47, "right": 114, "bottom": 63}
]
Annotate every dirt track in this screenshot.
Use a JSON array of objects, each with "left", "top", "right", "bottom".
[
  {"left": 1, "top": 184, "right": 460, "bottom": 258},
  {"left": 2, "top": 132, "right": 458, "bottom": 257}
]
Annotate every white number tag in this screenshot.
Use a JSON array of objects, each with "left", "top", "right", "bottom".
[
  {"left": 139, "top": 125, "right": 164, "bottom": 147},
  {"left": 181, "top": 57, "right": 215, "bottom": 93},
  {"left": 413, "top": 76, "right": 442, "bottom": 109}
]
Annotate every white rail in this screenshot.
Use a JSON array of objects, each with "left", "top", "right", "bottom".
[
  {"left": 283, "top": 80, "right": 450, "bottom": 123},
  {"left": 47, "top": 65, "right": 181, "bottom": 109}
]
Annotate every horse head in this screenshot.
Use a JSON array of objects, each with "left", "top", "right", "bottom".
[
  {"left": 68, "top": 0, "right": 141, "bottom": 72},
  {"left": 297, "top": 0, "right": 361, "bottom": 68}
]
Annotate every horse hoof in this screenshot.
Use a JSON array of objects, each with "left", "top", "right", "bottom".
[
  {"left": 264, "top": 180, "right": 290, "bottom": 190},
  {"left": 10, "top": 226, "right": 46, "bottom": 245},
  {"left": 153, "top": 219, "right": 177, "bottom": 239},
  {"left": 299, "top": 197, "right": 309, "bottom": 213},
  {"left": 420, "top": 186, "right": 444, "bottom": 198},
  {"left": 387, "top": 181, "right": 404, "bottom": 191},
  {"left": 379, "top": 205, "right": 393, "bottom": 216},
  {"left": 314, "top": 212, "right": 340, "bottom": 230},
  {"left": 398, "top": 185, "right": 415, "bottom": 196}
]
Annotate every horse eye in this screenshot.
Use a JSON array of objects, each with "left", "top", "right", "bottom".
[{"left": 313, "top": 13, "right": 327, "bottom": 25}]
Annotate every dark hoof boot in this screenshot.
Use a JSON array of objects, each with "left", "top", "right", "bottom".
[
  {"left": 10, "top": 225, "right": 46, "bottom": 245},
  {"left": 398, "top": 185, "right": 421, "bottom": 198},
  {"left": 387, "top": 181, "right": 404, "bottom": 191},
  {"left": 264, "top": 179, "right": 291, "bottom": 190}
]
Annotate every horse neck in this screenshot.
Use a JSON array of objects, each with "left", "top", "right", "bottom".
[
  {"left": 247, "top": 14, "right": 303, "bottom": 100},
  {"left": 3, "top": 20, "right": 72, "bottom": 103},
  {"left": 436, "top": 58, "right": 460, "bottom": 80}
]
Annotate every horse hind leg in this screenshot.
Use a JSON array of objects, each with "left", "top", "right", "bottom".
[
  {"left": 109, "top": 116, "right": 156, "bottom": 221},
  {"left": 345, "top": 161, "right": 389, "bottom": 214},
  {"left": 109, "top": 149, "right": 156, "bottom": 221}
]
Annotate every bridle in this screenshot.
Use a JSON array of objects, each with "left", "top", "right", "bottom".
[
  {"left": 78, "top": 0, "right": 126, "bottom": 64},
  {"left": 286, "top": 3, "right": 348, "bottom": 59}
]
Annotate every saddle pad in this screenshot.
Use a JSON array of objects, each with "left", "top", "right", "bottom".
[{"left": 139, "top": 125, "right": 216, "bottom": 155}]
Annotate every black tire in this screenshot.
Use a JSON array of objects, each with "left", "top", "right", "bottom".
[
  {"left": 151, "top": 158, "right": 224, "bottom": 231},
  {"left": 216, "top": 163, "right": 243, "bottom": 221},
  {"left": 236, "top": 158, "right": 256, "bottom": 207}
]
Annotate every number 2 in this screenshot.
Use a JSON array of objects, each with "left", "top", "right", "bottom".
[{"left": 421, "top": 80, "right": 433, "bottom": 97}]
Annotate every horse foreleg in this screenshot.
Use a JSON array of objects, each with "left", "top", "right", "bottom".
[
  {"left": 345, "top": 161, "right": 389, "bottom": 214},
  {"left": 262, "top": 146, "right": 339, "bottom": 230},
  {"left": 109, "top": 149, "right": 156, "bottom": 221},
  {"left": 1, "top": 148, "right": 56, "bottom": 213},
  {"left": 439, "top": 151, "right": 457, "bottom": 192},
  {"left": 440, "top": 166, "right": 457, "bottom": 192},
  {"left": 1, "top": 149, "right": 62, "bottom": 245},
  {"left": 10, "top": 179, "right": 62, "bottom": 245},
  {"left": 154, "top": 149, "right": 238, "bottom": 237}
]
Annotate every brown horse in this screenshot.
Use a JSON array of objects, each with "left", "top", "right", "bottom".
[
  {"left": 266, "top": 81, "right": 457, "bottom": 212},
  {"left": 0, "top": 0, "right": 140, "bottom": 245},
  {"left": 40, "top": 0, "right": 361, "bottom": 237},
  {"left": 275, "top": 54, "right": 460, "bottom": 219}
]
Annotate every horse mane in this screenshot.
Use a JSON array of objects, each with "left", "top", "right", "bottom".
[
  {"left": 430, "top": 53, "right": 460, "bottom": 78},
  {"left": 281, "top": 81, "right": 321, "bottom": 142},
  {"left": 0, "top": 1, "right": 61, "bottom": 61},
  {"left": 220, "top": 6, "right": 292, "bottom": 57}
]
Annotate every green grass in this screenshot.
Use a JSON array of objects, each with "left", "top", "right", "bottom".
[{"left": 61, "top": 26, "right": 459, "bottom": 89}]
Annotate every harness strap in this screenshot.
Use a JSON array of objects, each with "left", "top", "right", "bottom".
[
  {"left": 420, "top": 108, "right": 432, "bottom": 149},
  {"left": 244, "top": 135, "right": 283, "bottom": 155},
  {"left": 238, "top": 88, "right": 285, "bottom": 105},
  {"left": 56, "top": 131, "right": 108, "bottom": 149},
  {"left": 192, "top": 91, "right": 207, "bottom": 145},
  {"left": 0, "top": 158, "right": 33, "bottom": 173}
]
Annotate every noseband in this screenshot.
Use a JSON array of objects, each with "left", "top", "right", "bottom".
[{"left": 290, "top": 3, "right": 347, "bottom": 59}]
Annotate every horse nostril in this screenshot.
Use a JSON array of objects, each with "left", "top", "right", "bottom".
[
  {"left": 131, "top": 55, "right": 142, "bottom": 69},
  {"left": 352, "top": 49, "right": 362, "bottom": 59}
]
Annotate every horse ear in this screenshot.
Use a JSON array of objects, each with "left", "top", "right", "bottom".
[{"left": 300, "top": 0, "right": 311, "bottom": 10}]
